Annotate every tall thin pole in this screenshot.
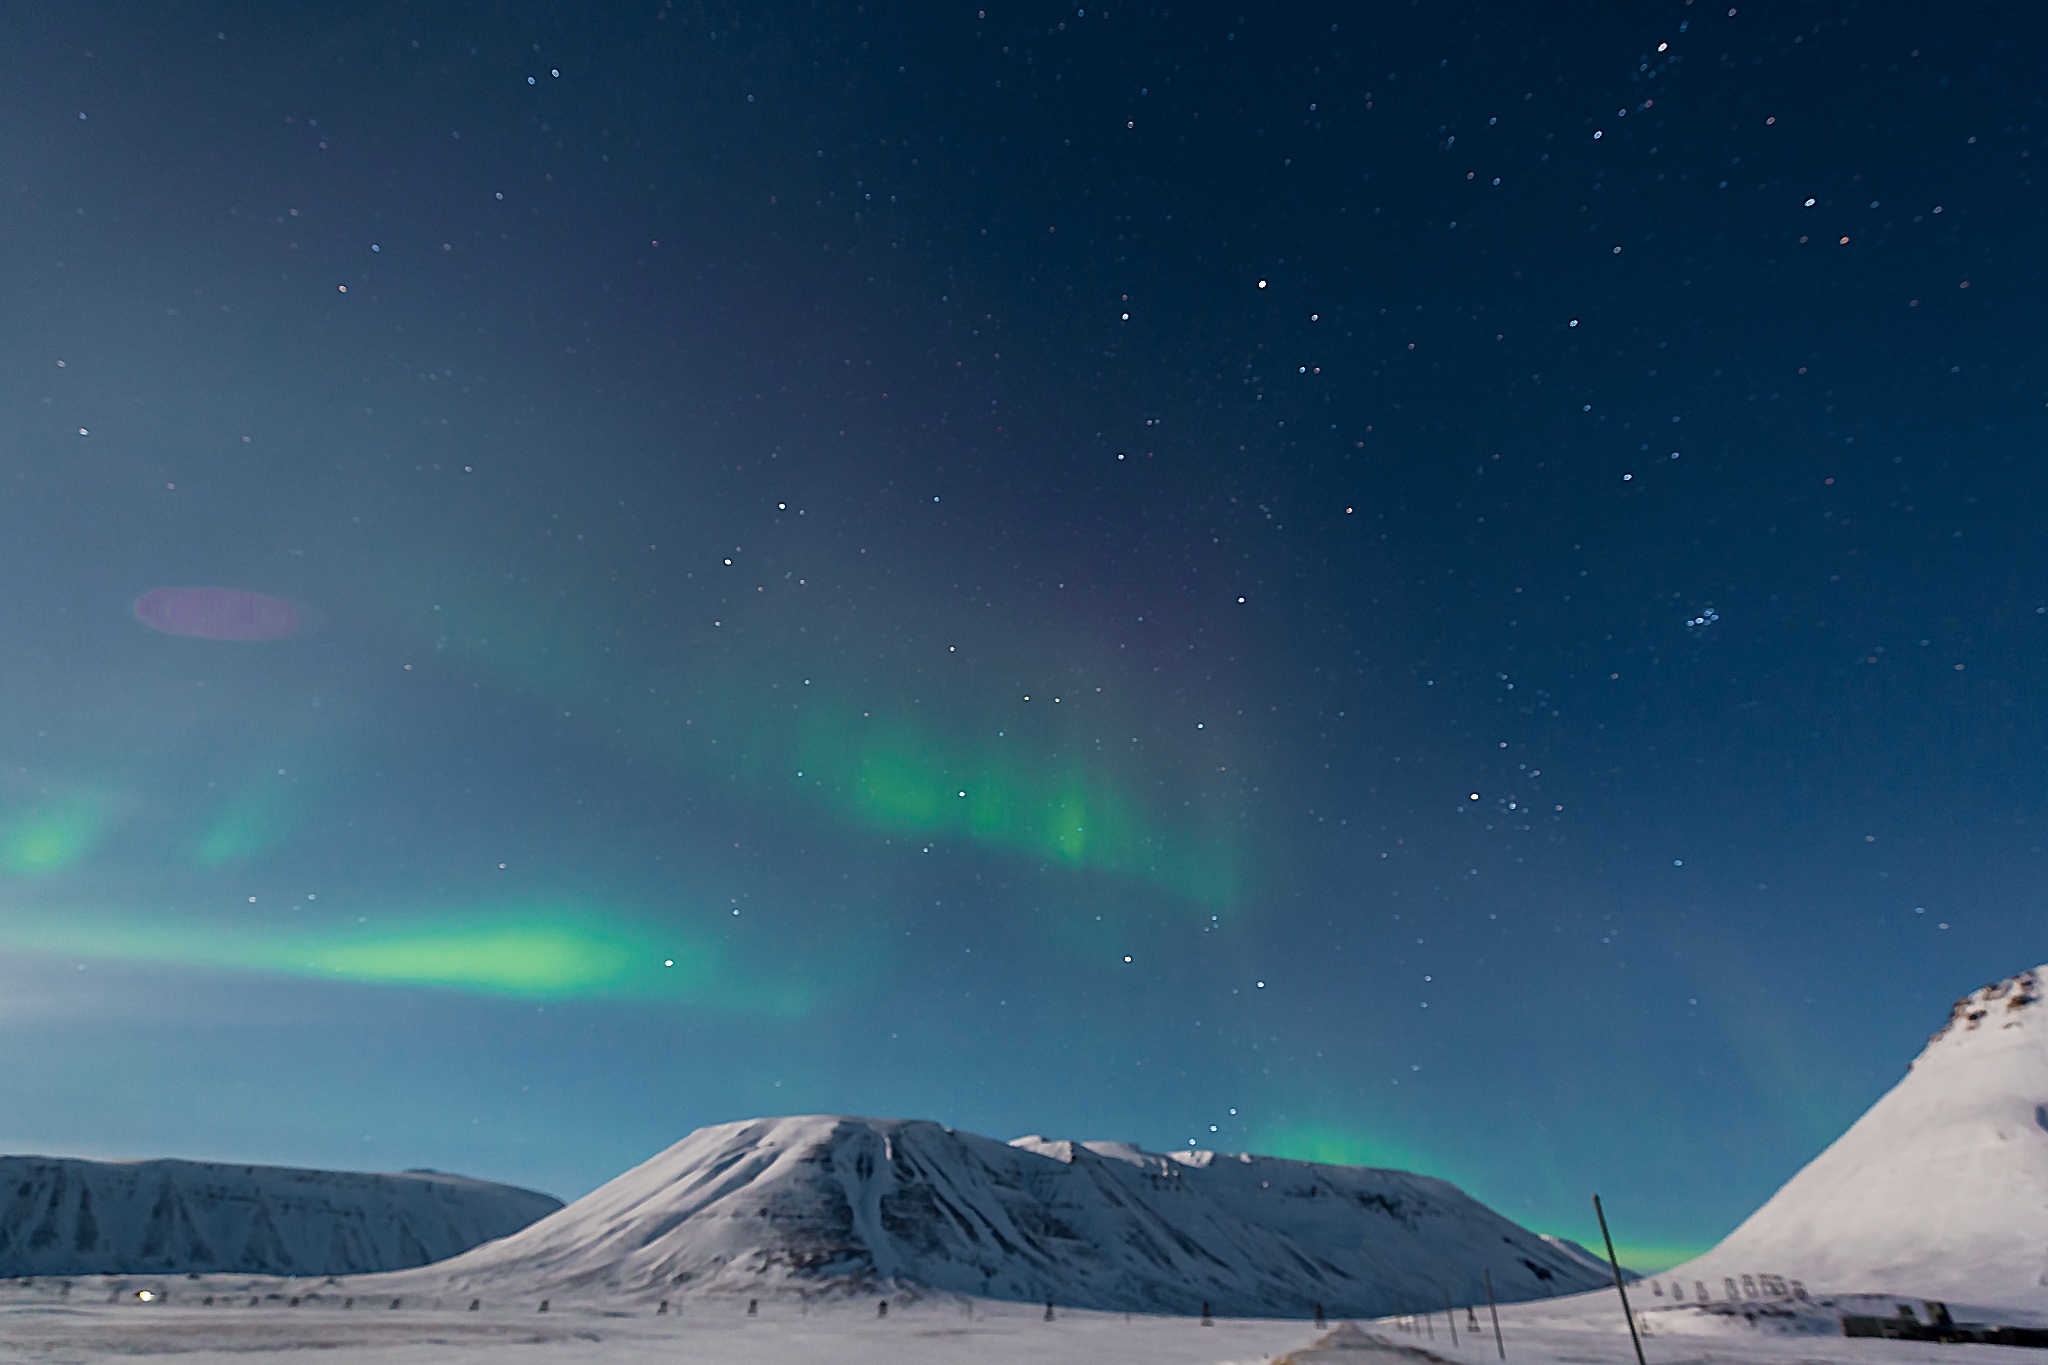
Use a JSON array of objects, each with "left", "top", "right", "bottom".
[
  {"left": 1483, "top": 1267, "right": 1504, "bottom": 1360},
  {"left": 1593, "top": 1194, "right": 1648, "bottom": 1365},
  {"left": 1443, "top": 1288, "right": 1459, "bottom": 1346}
]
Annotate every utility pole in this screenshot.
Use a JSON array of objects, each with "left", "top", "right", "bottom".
[
  {"left": 1483, "top": 1267, "right": 1504, "bottom": 1360},
  {"left": 1443, "top": 1289, "right": 1459, "bottom": 1346},
  {"left": 1593, "top": 1194, "right": 1647, "bottom": 1365}
]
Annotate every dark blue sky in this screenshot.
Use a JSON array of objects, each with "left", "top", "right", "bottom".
[{"left": 1, "top": 0, "right": 2041, "bottom": 1267}]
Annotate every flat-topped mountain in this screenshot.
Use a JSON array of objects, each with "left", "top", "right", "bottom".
[
  {"left": 362, "top": 1114, "right": 1610, "bottom": 1316},
  {"left": 0, "top": 1155, "right": 561, "bottom": 1278}
]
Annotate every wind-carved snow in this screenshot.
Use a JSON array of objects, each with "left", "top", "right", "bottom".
[
  {"left": 356, "top": 1115, "right": 1610, "bottom": 1317},
  {"left": 0, "top": 1156, "right": 562, "bottom": 1277},
  {"left": 1669, "top": 966, "right": 2048, "bottom": 1308}
]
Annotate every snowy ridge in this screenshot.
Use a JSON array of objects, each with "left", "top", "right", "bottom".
[
  {"left": 0, "top": 1155, "right": 562, "bottom": 1277},
  {"left": 356, "top": 1115, "right": 1610, "bottom": 1317},
  {"left": 1667, "top": 965, "right": 2048, "bottom": 1309}
]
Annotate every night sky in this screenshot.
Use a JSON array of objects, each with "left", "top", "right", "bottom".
[{"left": 2, "top": 1, "right": 2042, "bottom": 1270}]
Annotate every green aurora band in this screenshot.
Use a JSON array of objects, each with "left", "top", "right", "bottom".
[
  {"left": 0, "top": 898, "right": 795, "bottom": 1007},
  {"left": 377, "top": 551, "right": 1244, "bottom": 908},
  {"left": 1251, "top": 1122, "right": 1707, "bottom": 1271},
  {"left": 0, "top": 486, "right": 1250, "bottom": 1003},
  {"left": 194, "top": 784, "right": 302, "bottom": 867},
  {"left": 0, "top": 794, "right": 111, "bottom": 876},
  {"left": 1251, "top": 1122, "right": 1435, "bottom": 1177}
]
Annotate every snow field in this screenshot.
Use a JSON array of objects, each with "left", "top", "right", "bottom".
[{"left": 0, "top": 1289, "right": 1325, "bottom": 1365}]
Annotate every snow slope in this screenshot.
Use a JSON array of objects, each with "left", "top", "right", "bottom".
[
  {"left": 1665, "top": 966, "right": 2048, "bottom": 1308},
  {"left": 0, "top": 1156, "right": 562, "bottom": 1277},
  {"left": 355, "top": 1115, "right": 1611, "bottom": 1317}
]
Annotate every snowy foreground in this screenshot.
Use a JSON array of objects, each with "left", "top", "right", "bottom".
[{"left": 6, "top": 1281, "right": 2048, "bottom": 1365}]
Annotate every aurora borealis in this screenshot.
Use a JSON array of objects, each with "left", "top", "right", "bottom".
[{"left": 3, "top": 1, "right": 2045, "bottom": 1271}]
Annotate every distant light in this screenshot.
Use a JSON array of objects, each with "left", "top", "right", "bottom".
[
  {"left": 1257, "top": 280, "right": 1267, "bottom": 288},
  {"left": 1123, "top": 955, "right": 1132, "bottom": 963},
  {"left": 664, "top": 959, "right": 674, "bottom": 967},
  {"left": 1469, "top": 793, "right": 1480, "bottom": 800}
]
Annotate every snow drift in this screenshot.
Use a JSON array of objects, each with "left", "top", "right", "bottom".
[
  {"left": 1667, "top": 965, "right": 2048, "bottom": 1309},
  {"left": 360, "top": 1114, "right": 1610, "bottom": 1316},
  {"left": 0, "top": 1155, "right": 561, "bottom": 1277}
]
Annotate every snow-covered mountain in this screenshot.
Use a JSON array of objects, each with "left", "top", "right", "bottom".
[
  {"left": 0, "top": 1155, "right": 561, "bottom": 1277},
  {"left": 359, "top": 1115, "right": 1610, "bottom": 1317},
  {"left": 1666, "top": 966, "right": 2048, "bottom": 1309}
]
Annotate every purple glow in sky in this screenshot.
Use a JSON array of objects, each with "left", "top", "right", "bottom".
[{"left": 132, "top": 587, "right": 300, "bottom": 642}]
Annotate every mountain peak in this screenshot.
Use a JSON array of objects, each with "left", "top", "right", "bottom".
[
  {"left": 1920, "top": 968, "right": 2044, "bottom": 1060},
  {"left": 1671, "top": 962, "right": 2048, "bottom": 1310}
]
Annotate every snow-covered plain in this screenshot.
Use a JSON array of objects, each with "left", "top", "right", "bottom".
[
  {"left": 5, "top": 1280, "right": 2046, "bottom": 1365},
  {"left": 0, "top": 1287, "right": 1325, "bottom": 1365}
]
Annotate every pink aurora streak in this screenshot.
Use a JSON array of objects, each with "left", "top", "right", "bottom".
[{"left": 132, "top": 587, "right": 302, "bottom": 642}]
